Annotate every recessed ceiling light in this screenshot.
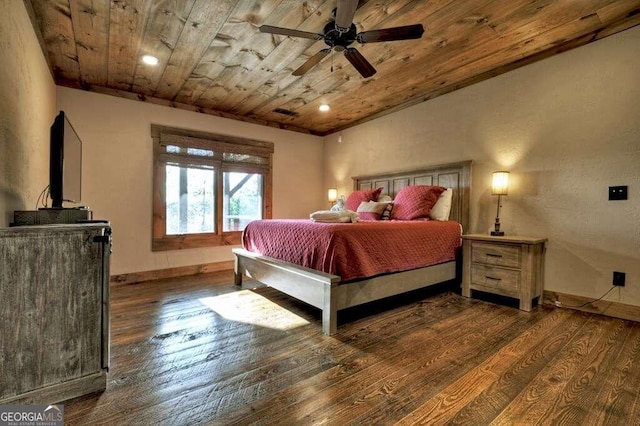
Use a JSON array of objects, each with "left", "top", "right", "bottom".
[
  {"left": 319, "top": 104, "right": 330, "bottom": 112},
  {"left": 142, "top": 55, "right": 159, "bottom": 66}
]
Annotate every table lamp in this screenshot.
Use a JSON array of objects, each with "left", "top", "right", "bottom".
[{"left": 491, "top": 171, "right": 509, "bottom": 236}]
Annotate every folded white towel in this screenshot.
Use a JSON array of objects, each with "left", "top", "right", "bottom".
[{"left": 309, "top": 210, "right": 358, "bottom": 223}]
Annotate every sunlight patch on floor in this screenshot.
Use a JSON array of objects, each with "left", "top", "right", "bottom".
[{"left": 199, "top": 290, "right": 310, "bottom": 330}]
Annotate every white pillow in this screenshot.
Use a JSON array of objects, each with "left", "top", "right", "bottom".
[
  {"left": 356, "top": 201, "right": 390, "bottom": 214},
  {"left": 429, "top": 188, "right": 453, "bottom": 221}
]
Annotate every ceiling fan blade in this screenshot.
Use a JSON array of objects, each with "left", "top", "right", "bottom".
[
  {"left": 344, "top": 48, "right": 376, "bottom": 78},
  {"left": 335, "top": 0, "right": 359, "bottom": 30},
  {"left": 292, "top": 49, "right": 331, "bottom": 76},
  {"left": 259, "top": 25, "right": 323, "bottom": 40},
  {"left": 357, "top": 24, "right": 425, "bottom": 43}
]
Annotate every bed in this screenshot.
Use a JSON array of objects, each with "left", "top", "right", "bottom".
[{"left": 233, "top": 160, "right": 471, "bottom": 335}]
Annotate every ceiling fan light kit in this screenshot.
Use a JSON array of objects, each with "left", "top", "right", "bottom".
[{"left": 259, "top": 0, "right": 424, "bottom": 79}]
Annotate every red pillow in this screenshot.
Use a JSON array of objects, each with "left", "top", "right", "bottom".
[
  {"left": 345, "top": 187, "right": 383, "bottom": 211},
  {"left": 391, "top": 185, "right": 446, "bottom": 220}
]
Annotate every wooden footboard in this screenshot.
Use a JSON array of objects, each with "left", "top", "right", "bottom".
[
  {"left": 233, "top": 248, "right": 456, "bottom": 335},
  {"left": 233, "top": 248, "right": 340, "bottom": 333}
]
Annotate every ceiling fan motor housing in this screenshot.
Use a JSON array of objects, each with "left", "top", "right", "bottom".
[{"left": 323, "top": 21, "right": 357, "bottom": 50}]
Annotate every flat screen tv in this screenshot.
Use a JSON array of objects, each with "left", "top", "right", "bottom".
[{"left": 49, "top": 111, "right": 82, "bottom": 208}]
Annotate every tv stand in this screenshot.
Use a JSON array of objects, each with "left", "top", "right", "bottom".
[
  {"left": 12, "top": 208, "right": 92, "bottom": 226},
  {"left": 0, "top": 223, "right": 111, "bottom": 404}
]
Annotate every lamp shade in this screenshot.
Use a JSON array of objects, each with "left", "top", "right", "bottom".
[
  {"left": 491, "top": 171, "right": 509, "bottom": 195},
  {"left": 327, "top": 188, "right": 338, "bottom": 202}
]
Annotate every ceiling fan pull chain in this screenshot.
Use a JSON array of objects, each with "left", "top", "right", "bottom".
[{"left": 331, "top": 50, "right": 334, "bottom": 73}]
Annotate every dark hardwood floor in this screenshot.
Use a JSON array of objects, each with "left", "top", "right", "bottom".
[{"left": 63, "top": 271, "right": 640, "bottom": 425}]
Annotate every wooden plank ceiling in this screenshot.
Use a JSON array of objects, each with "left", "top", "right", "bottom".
[{"left": 26, "top": 0, "right": 640, "bottom": 135}]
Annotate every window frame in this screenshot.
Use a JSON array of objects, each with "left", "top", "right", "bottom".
[{"left": 151, "top": 124, "right": 273, "bottom": 251}]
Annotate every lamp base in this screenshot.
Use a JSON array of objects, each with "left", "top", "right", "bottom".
[{"left": 490, "top": 231, "right": 505, "bottom": 236}]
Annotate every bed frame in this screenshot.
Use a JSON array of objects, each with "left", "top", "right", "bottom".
[{"left": 233, "top": 160, "right": 472, "bottom": 335}]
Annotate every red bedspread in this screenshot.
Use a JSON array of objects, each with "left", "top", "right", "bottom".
[{"left": 242, "top": 220, "right": 462, "bottom": 282}]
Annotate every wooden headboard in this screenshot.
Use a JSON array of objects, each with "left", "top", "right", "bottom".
[{"left": 353, "top": 160, "right": 472, "bottom": 232}]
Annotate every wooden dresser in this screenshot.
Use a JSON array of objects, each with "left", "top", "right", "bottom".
[
  {"left": 0, "top": 223, "right": 111, "bottom": 404},
  {"left": 462, "top": 234, "right": 547, "bottom": 311}
]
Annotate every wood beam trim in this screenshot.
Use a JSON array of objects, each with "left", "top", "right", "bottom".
[
  {"left": 57, "top": 82, "right": 318, "bottom": 135},
  {"left": 543, "top": 290, "right": 640, "bottom": 323},
  {"left": 110, "top": 260, "right": 235, "bottom": 286}
]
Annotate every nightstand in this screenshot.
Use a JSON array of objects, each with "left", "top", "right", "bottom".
[{"left": 462, "top": 234, "right": 547, "bottom": 311}]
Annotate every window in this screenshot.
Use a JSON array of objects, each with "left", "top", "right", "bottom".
[{"left": 152, "top": 125, "right": 273, "bottom": 251}]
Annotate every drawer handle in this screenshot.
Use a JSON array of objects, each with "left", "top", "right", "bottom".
[
  {"left": 486, "top": 253, "right": 502, "bottom": 258},
  {"left": 485, "top": 276, "right": 502, "bottom": 281}
]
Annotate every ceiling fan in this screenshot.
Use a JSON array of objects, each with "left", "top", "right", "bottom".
[{"left": 259, "top": 0, "right": 425, "bottom": 78}]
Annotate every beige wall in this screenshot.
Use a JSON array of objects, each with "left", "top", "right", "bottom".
[
  {"left": 57, "top": 87, "right": 324, "bottom": 275},
  {"left": 0, "top": 2, "right": 56, "bottom": 227},
  {"left": 4, "top": 0, "right": 637, "bottom": 307},
  {"left": 324, "top": 26, "right": 640, "bottom": 306}
]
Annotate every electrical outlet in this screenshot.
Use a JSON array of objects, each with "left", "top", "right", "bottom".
[
  {"left": 609, "top": 186, "right": 628, "bottom": 200},
  {"left": 613, "top": 271, "right": 626, "bottom": 287}
]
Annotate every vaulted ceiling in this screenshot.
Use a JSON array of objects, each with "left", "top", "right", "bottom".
[{"left": 26, "top": 0, "right": 640, "bottom": 135}]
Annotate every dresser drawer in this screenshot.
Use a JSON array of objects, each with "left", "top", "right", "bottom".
[
  {"left": 471, "top": 242, "right": 521, "bottom": 268},
  {"left": 470, "top": 264, "right": 520, "bottom": 297}
]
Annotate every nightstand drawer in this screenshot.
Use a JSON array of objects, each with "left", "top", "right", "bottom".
[
  {"left": 471, "top": 242, "right": 521, "bottom": 268},
  {"left": 470, "top": 264, "right": 520, "bottom": 297}
]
